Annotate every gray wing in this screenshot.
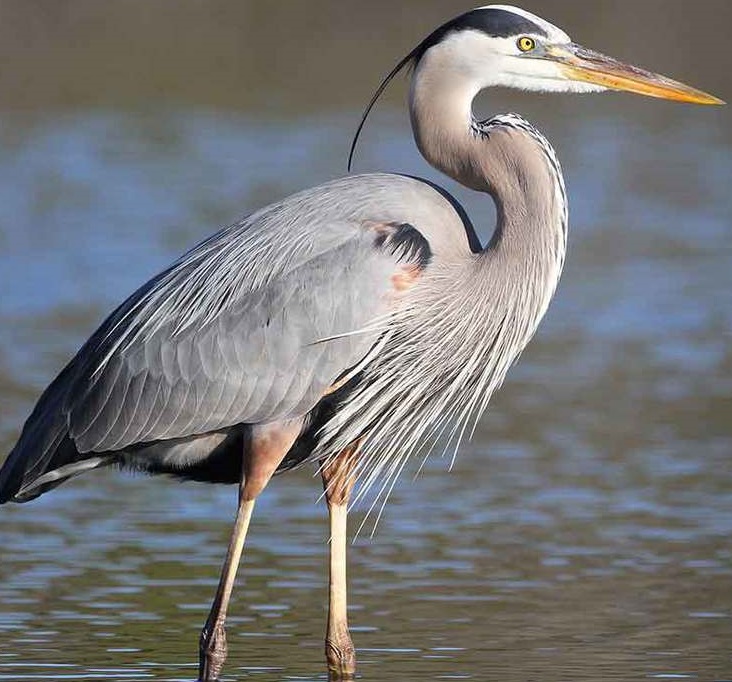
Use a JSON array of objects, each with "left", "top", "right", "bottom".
[
  {"left": 68, "top": 231, "right": 394, "bottom": 452},
  {"left": 0, "top": 174, "right": 476, "bottom": 502},
  {"left": 54, "top": 184, "right": 431, "bottom": 455}
]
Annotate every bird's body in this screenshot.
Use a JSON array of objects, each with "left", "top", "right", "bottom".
[
  {"left": 0, "top": 173, "right": 456, "bottom": 496},
  {"left": 0, "top": 5, "right": 720, "bottom": 681},
  {"left": 0, "top": 173, "right": 466, "bottom": 493},
  {"left": 0, "top": 141, "right": 561, "bottom": 501}
]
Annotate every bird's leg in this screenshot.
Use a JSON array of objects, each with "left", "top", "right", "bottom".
[
  {"left": 198, "top": 490, "right": 255, "bottom": 682},
  {"left": 321, "top": 445, "right": 359, "bottom": 680},
  {"left": 198, "top": 421, "right": 303, "bottom": 682}
]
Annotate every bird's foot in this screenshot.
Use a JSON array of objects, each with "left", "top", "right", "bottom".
[
  {"left": 325, "top": 632, "right": 356, "bottom": 681},
  {"left": 198, "top": 619, "right": 227, "bottom": 682}
]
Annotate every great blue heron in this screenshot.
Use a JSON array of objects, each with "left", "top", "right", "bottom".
[{"left": 0, "top": 4, "right": 721, "bottom": 681}]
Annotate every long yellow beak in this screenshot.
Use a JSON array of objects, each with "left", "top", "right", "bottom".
[{"left": 548, "top": 43, "right": 724, "bottom": 105}]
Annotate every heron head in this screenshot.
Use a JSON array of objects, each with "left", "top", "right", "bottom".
[
  {"left": 348, "top": 4, "right": 723, "bottom": 170},
  {"left": 412, "top": 4, "right": 724, "bottom": 103}
]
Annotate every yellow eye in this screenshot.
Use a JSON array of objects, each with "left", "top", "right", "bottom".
[{"left": 517, "top": 36, "right": 536, "bottom": 52}]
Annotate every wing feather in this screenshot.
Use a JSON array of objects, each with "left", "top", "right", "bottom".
[
  {"left": 106, "top": 369, "right": 149, "bottom": 450},
  {"left": 153, "top": 378, "right": 194, "bottom": 442},
  {"left": 129, "top": 368, "right": 162, "bottom": 441},
  {"left": 70, "top": 357, "right": 125, "bottom": 444},
  {"left": 2, "top": 175, "right": 438, "bottom": 502},
  {"left": 71, "top": 232, "right": 399, "bottom": 452}
]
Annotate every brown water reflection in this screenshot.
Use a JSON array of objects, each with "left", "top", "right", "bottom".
[{"left": 0, "top": 1, "right": 731, "bottom": 681}]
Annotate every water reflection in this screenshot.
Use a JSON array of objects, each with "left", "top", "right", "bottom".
[{"left": 1, "top": 1, "right": 731, "bottom": 680}]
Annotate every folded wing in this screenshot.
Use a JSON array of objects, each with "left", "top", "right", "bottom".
[{"left": 0, "top": 178, "right": 432, "bottom": 502}]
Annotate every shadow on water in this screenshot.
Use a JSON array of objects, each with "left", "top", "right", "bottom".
[{"left": 1, "top": 1, "right": 731, "bottom": 681}]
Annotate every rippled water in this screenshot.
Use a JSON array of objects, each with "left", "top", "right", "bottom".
[{"left": 1, "top": 2, "right": 731, "bottom": 680}]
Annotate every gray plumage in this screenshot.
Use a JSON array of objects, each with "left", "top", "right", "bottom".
[
  {"left": 0, "top": 11, "right": 569, "bottom": 507},
  {"left": 1, "top": 174, "right": 469, "bottom": 500},
  {"left": 1, "top": 3, "right": 714, "bottom": 514},
  {"left": 1, "top": 117, "right": 563, "bottom": 504}
]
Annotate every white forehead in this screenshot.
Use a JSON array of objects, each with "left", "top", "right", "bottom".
[{"left": 478, "top": 4, "right": 572, "bottom": 43}]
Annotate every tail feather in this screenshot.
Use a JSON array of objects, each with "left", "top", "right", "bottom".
[
  {"left": 0, "top": 360, "right": 102, "bottom": 503},
  {"left": 0, "top": 417, "right": 105, "bottom": 503},
  {"left": 1, "top": 406, "right": 248, "bottom": 502}
]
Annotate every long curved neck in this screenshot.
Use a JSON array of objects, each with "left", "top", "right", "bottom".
[
  {"left": 409, "top": 54, "right": 483, "bottom": 191},
  {"left": 409, "top": 51, "right": 568, "bottom": 265}
]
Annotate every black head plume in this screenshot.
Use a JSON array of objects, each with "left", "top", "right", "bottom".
[{"left": 347, "top": 47, "right": 419, "bottom": 173}]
